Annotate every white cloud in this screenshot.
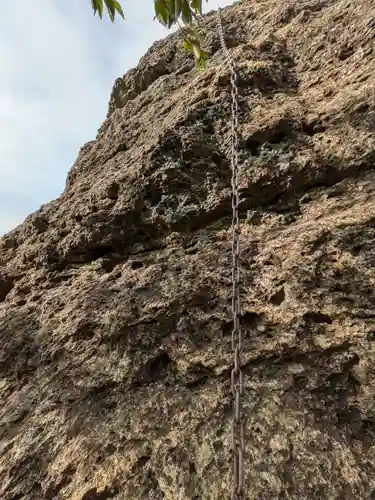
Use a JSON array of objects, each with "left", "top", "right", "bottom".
[{"left": 0, "top": 0, "right": 233, "bottom": 235}]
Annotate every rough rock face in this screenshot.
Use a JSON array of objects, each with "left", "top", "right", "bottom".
[{"left": 1, "top": 0, "right": 375, "bottom": 498}]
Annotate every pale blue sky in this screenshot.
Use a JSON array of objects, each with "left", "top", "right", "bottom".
[{"left": 0, "top": 0, "right": 233, "bottom": 236}]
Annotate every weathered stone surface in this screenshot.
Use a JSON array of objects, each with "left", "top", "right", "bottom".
[{"left": 1, "top": 0, "right": 375, "bottom": 498}]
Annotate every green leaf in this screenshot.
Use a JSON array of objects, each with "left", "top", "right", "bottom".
[
  {"left": 92, "top": 0, "right": 104, "bottom": 18},
  {"left": 165, "top": 0, "right": 176, "bottom": 24},
  {"left": 105, "top": 0, "right": 116, "bottom": 22},
  {"left": 190, "top": 0, "right": 202, "bottom": 14},
  {"left": 113, "top": 0, "right": 125, "bottom": 19},
  {"left": 174, "top": 0, "right": 182, "bottom": 20},
  {"left": 154, "top": 0, "right": 172, "bottom": 27},
  {"left": 191, "top": 40, "right": 201, "bottom": 60},
  {"left": 181, "top": 1, "right": 192, "bottom": 24},
  {"left": 185, "top": 38, "right": 207, "bottom": 69},
  {"left": 196, "top": 50, "right": 208, "bottom": 69},
  {"left": 183, "top": 38, "right": 193, "bottom": 52}
]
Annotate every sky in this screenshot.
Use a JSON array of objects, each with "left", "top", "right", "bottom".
[{"left": 0, "top": 0, "right": 233, "bottom": 236}]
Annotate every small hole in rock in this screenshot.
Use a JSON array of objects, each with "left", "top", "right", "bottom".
[
  {"left": 130, "top": 261, "right": 143, "bottom": 269},
  {"left": 188, "top": 462, "right": 196, "bottom": 474},
  {"left": 88, "top": 245, "right": 116, "bottom": 261},
  {"left": 137, "top": 456, "right": 151, "bottom": 467},
  {"left": 270, "top": 287, "right": 285, "bottom": 305},
  {"left": 107, "top": 182, "right": 120, "bottom": 200},
  {"left": 303, "top": 311, "right": 333, "bottom": 324},
  {"left": 301, "top": 121, "right": 327, "bottom": 135},
  {"left": 338, "top": 45, "right": 354, "bottom": 61},
  {"left": 0, "top": 277, "right": 13, "bottom": 303}
]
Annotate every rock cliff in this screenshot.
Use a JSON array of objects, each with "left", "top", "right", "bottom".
[{"left": 1, "top": 0, "right": 375, "bottom": 498}]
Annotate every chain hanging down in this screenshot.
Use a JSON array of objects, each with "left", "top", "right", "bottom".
[{"left": 217, "top": 8, "right": 246, "bottom": 500}]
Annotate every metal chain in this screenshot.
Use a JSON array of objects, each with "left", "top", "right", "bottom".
[{"left": 217, "top": 8, "right": 246, "bottom": 500}]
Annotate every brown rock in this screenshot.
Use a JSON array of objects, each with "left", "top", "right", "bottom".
[{"left": 1, "top": 0, "right": 375, "bottom": 498}]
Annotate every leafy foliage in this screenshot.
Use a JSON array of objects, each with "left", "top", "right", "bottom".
[
  {"left": 91, "top": 0, "right": 208, "bottom": 68},
  {"left": 91, "top": 0, "right": 124, "bottom": 22}
]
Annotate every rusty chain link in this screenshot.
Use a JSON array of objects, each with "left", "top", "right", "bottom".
[{"left": 217, "top": 8, "right": 246, "bottom": 500}]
